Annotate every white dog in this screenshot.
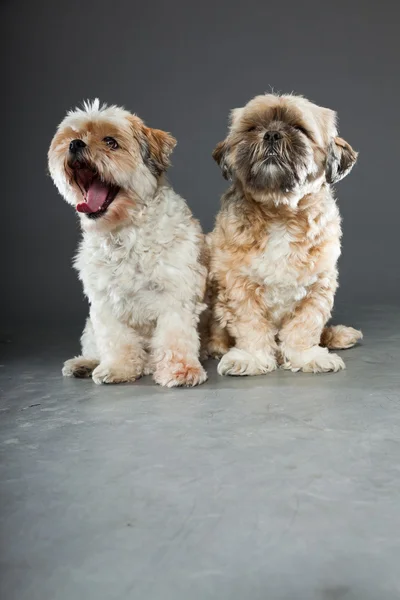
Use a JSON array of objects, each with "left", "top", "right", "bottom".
[{"left": 48, "top": 100, "right": 207, "bottom": 387}]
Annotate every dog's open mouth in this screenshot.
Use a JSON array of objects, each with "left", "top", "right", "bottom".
[{"left": 72, "top": 163, "right": 120, "bottom": 219}]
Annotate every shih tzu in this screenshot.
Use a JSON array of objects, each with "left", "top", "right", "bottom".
[
  {"left": 48, "top": 99, "right": 207, "bottom": 386},
  {"left": 207, "top": 93, "right": 362, "bottom": 375}
]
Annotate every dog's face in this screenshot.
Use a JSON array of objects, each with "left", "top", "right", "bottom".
[
  {"left": 48, "top": 100, "right": 176, "bottom": 230},
  {"left": 213, "top": 94, "right": 357, "bottom": 204}
]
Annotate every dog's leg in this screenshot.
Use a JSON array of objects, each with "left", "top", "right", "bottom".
[
  {"left": 321, "top": 325, "right": 363, "bottom": 349},
  {"left": 216, "top": 278, "right": 278, "bottom": 376},
  {"left": 198, "top": 305, "right": 212, "bottom": 361},
  {"left": 62, "top": 317, "right": 100, "bottom": 378},
  {"left": 151, "top": 309, "right": 207, "bottom": 388},
  {"left": 279, "top": 276, "right": 345, "bottom": 373},
  {"left": 62, "top": 357, "right": 99, "bottom": 378},
  {"left": 207, "top": 317, "right": 232, "bottom": 359},
  {"left": 202, "top": 273, "right": 232, "bottom": 358},
  {"left": 200, "top": 301, "right": 232, "bottom": 359},
  {"left": 89, "top": 310, "right": 146, "bottom": 385}
]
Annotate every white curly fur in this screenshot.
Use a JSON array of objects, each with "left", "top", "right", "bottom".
[{"left": 49, "top": 101, "right": 207, "bottom": 387}]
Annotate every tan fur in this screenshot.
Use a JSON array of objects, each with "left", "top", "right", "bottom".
[
  {"left": 320, "top": 325, "right": 362, "bottom": 350},
  {"left": 207, "top": 93, "right": 362, "bottom": 375},
  {"left": 140, "top": 124, "right": 177, "bottom": 171}
]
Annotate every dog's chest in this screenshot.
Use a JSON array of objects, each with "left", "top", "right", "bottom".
[
  {"left": 245, "top": 222, "right": 314, "bottom": 315},
  {"left": 77, "top": 231, "right": 172, "bottom": 320},
  {"left": 249, "top": 223, "right": 302, "bottom": 285}
]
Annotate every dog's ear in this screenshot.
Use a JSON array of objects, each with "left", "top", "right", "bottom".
[
  {"left": 141, "top": 126, "right": 177, "bottom": 175},
  {"left": 326, "top": 136, "right": 358, "bottom": 184},
  {"left": 212, "top": 140, "right": 232, "bottom": 180}
]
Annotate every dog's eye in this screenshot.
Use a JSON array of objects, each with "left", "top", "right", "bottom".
[
  {"left": 104, "top": 137, "right": 119, "bottom": 150},
  {"left": 292, "top": 125, "right": 309, "bottom": 137},
  {"left": 247, "top": 126, "right": 256, "bottom": 132}
]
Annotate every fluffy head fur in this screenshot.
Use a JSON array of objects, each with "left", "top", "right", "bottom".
[
  {"left": 213, "top": 93, "right": 357, "bottom": 207},
  {"left": 49, "top": 101, "right": 207, "bottom": 387},
  {"left": 48, "top": 99, "right": 176, "bottom": 231},
  {"left": 207, "top": 93, "right": 362, "bottom": 375}
]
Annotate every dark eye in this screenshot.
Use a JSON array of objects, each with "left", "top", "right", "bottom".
[
  {"left": 293, "top": 124, "right": 309, "bottom": 137},
  {"left": 104, "top": 136, "right": 119, "bottom": 150},
  {"left": 247, "top": 126, "right": 256, "bottom": 132}
]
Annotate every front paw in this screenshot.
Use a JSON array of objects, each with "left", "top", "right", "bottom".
[
  {"left": 283, "top": 346, "right": 345, "bottom": 373},
  {"left": 92, "top": 362, "right": 143, "bottom": 385},
  {"left": 62, "top": 356, "right": 99, "bottom": 378},
  {"left": 153, "top": 358, "right": 207, "bottom": 388},
  {"left": 217, "top": 348, "right": 277, "bottom": 376}
]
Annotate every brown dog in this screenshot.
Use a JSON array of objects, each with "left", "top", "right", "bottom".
[{"left": 207, "top": 93, "right": 362, "bottom": 375}]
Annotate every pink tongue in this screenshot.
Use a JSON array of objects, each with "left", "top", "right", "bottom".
[{"left": 76, "top": 179, "right": 110, "bottom": 214}]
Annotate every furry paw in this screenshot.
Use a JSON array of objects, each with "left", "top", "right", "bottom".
[
  {"left": 206, "top": 340, "right": 230, "bottom": 359},
  {"left": 199, "top": 346, "right": 211, "bottom": 362},
  {"left": 62, "top": 357, "right": 99, "bottom": 378},
  {"left": 321, "top": 325, "right": 363, "bottom": 350},
  {"left": 217, "top": 348, "right": 277, "bottom": 376},
  {"left": 283, "top": 346, "right": 345, "bottom": 373},
  {"left": 143, "top": 362, "right": 154, "bottom": 376},
  {"left": 91, "top": 363, "right": 143, "bottom": 385},
  {"left": 153, "top": 359, "right": 207, "bottom": 387}
]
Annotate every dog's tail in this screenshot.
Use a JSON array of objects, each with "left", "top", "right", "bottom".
[{"left": 320, "top": 325, "right": 363, "bottom": 350}]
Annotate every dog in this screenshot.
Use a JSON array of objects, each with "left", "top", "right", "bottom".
[
  {"left": 48, "top": 99, "right": 207, "bottom": 387},
  {"left": 207, "top": 93, "right": 362, "bottom": 375}
]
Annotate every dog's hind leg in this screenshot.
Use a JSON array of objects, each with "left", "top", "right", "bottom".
[
  {"left": 320, "top": 325, "right": 363, "bottom": 350},
  {"left": 207, "top": 318, "right": 232, "bottom": 359},
  {"left": 62, "top": 318, "right": 100, "bottom": 378}
]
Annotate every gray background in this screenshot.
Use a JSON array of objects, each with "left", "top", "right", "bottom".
[
  {"left": 1, "top": 0, "right": 399, "bottom": 332},
  {"left": 2, "top": 4, "right": 400, "bottom": 599}
]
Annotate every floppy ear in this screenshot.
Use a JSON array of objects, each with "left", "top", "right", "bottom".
[
  {"left": 141, "top": 126, "right": 177, "bottom": 175},
  {"left": 212, "top": 140, "right": 232, "bottom": 180},
  {"left": 326, "top": 136, "right": 358, "bottom": 184}
]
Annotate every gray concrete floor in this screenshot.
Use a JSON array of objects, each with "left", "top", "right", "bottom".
[{"left": 1, "top": 305, "right": 400, "bottom": 600}]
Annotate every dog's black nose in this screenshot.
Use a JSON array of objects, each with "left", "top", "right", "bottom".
[
  {"left": 69, "top": 139, "right": 86, "bottom": 154},
  {"left": 264, "top": 131, "right": 282, "bottom": 143}
]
